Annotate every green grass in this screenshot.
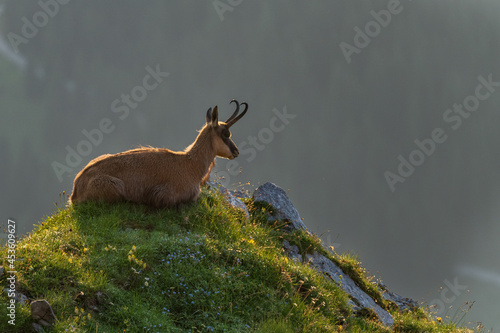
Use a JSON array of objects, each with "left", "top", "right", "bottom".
[{"left": 0, "top": 188, "right": 479, "bottom": 332}]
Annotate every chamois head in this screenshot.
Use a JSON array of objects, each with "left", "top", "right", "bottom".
[{"left": 205, "top": 99, "right": 248, "bottom": 160}]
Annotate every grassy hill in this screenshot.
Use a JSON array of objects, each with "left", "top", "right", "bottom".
[{"left": 0, "top": 187, "right": 476, "bottom": 332}]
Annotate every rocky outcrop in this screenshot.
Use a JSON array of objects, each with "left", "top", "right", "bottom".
[
  {"left": 283, "top": 239, "right": 394, "bottom": 326},
  {"left": 379, "top": 283, "right": 419, "bottom": 312},
  {"left": 211, "top": 181, "right": 419, "bottom": 327},
  {"left": 252, "top": 182, "right": 306, "bottom": 230},
  {"left": 308, "top": 252, "right": 394, "bottom": 326}
]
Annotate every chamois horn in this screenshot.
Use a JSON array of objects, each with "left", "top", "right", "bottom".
[{"left": 226, "top": 99, "right": 248, "bottom": 128}]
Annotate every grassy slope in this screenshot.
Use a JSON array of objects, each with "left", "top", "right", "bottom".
[{"left": 0, "top": 188, "right": 475, "bottom": 332}]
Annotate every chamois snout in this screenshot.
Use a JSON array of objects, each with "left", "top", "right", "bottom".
[
  {"left": 222, "top": 132, "right": 240, "bottom": 159},
  {"left": 225, "top": 141, "right": 239, "bottom": 160},
  {"left": 231, "top": 146, "right": 239, "bottom": 158}
]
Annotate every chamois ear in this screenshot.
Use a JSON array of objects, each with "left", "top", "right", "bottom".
[
  {"left": 206, "top": 107, "right": 212, "bottom": 125},
  {"left": 211, "top": 106, "right": 219, "bottom": 127}
]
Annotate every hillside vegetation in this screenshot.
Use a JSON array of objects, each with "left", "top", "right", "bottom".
[{"left": 0, "top": 187, "right": 476, "bottom": 332}]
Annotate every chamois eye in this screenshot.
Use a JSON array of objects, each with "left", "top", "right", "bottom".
[{"left": 222, "top": 130, "right": 230, "bottom": 138}]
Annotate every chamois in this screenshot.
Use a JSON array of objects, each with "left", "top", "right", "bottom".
[{"left": 69, "top": 100, "right": 248, "bottom": 208}]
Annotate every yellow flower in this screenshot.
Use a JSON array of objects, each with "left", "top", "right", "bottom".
[{"left": 437, "top": 317, "right": 442, "bottom": 323}]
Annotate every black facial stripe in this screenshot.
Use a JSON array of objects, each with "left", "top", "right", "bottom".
[
  {"left": 223, "top": 137, "right": 237, "bottom": 153},
  {"left": 222, "top": 136, "right": 232, "bottom": 146}
]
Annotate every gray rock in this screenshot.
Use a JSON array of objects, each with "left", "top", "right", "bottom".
[
  {"left": 282, "top": 240, "right": 303, "bottom": 262},
  {"left": 31, "top": 299, "right": 56, "bottom": 327},
  {"left": 232, "top": 188, "right": 250, "bottom": 199},
  {"left": 206, "top": 182, "right": 250, "bottom": 219},
  {"left": 305, "top": 252, "right": 394, "bottom": 327},
  {"left": 348, "top": 300, "right": 362, "bottom": 313},
  {"left": 15, "top": 292, "right": 28, "bottom": 305},
  {"left": 32, "top": 322, "right": 44, "bottom": 333},
  {"left": 379, "top": 283, "right": 418, "bottom": 312},
  {"left": 253, "top": 182, "right": 306, "bottom": 230},
  {"left": 3, "top": 288, "right": 28, "bottom": 305}
]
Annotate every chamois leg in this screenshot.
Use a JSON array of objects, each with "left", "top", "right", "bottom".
[
  {"left": 79, "top": 175, "right": 126, "bottom": 204},
  {"left": 146, "top": 184, "right": 200, "bottom": 208},
  {"left": 146, "top": 184, "right": 177, "bottom": 208}
]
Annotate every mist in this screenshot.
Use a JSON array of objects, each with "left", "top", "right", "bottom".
[{"left": 1, "top": 1, "right": 499, "bottom": 329}]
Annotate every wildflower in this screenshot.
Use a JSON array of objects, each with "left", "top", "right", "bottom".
[{"left": 437, "top": 317, "right": 443, "bottom": 323}]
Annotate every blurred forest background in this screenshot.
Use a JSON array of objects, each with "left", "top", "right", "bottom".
[{"left": 1, "top": 0, "right": 499, "bottom": 329}]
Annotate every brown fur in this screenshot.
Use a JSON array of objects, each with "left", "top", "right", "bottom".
[{"left": 69, "top": 103, "right": 246, "bottom": 208}]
